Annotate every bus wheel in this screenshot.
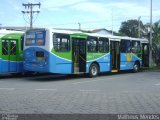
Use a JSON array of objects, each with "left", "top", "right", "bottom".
[
  {"left": 133, "top": 62, "right": 140, "bottom": 73},
  {"left": 89, "top": 63, "right": 99, "bottom": 77}
]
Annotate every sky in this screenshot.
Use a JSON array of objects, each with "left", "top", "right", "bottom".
[{"left": 0, "top": 0, "right": 160, "bottom": 32}]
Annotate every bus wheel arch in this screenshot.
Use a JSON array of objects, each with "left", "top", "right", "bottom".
[
  {"left": 88, "top": 62, "right": 100, "bottom": 77},
  {"left": 133, "top": 60, "right": 140, "bottom": 73}
]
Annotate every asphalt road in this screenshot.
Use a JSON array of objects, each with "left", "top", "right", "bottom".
[{"left": 0, "top": 71, "right": 160, "bottom": 114}]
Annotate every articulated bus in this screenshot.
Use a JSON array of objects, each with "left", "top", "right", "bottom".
[
  {"left": 23, "top": 28, "right": 149, "bottom": 77},
  {"left": 0, "top": 29, "right": 24, "bottom": 74}
]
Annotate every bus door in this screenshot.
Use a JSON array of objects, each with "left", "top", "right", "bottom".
[
  {"left": 72, "top": 38, "right": 86, "bottom": 74},
  {"left": 142, "top": 43, "right": 149, "bottom": 67},
  {"left": 9, "top": 40, "right": 17, "bottom": 72},
  {"left": 1, "top": 40, "right": 17, "bottom": 72},
  {"left": 110, "top": 41, "right": 120, "bottom": 72}
]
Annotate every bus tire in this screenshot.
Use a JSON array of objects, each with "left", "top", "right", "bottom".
[
  {"left": 89, "top": 63, "right": 99, "bottom": 77},
  {"left": 133, "top": 62, "right": 140, "bottom": 73}
]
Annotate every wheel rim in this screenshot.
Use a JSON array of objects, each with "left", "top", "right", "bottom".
[
  {"left": 134, "top": 64, "right": 138, "bottom": 72},
  {"left": 91, "top": 65, "right": 97, "bottom": 76}
]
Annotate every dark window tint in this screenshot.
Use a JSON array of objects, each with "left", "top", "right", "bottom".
[
  {"left": 99, "top": 37, "right": 109, "bottom": 53},
  {"left": 132, "top": 41, "right": 141, "bottom": 53},
  {"left": 53, "top": 33, "right": 70, "bottom": 52},
  {"left": 120, "top": 40, "right": 131, "bottom": 53},
  {"left": 87, "top": 37, "right": 98, "bottom": 52},
  {"left": 79, "top": 40, "right": 86, "bottom": 54},
  {"left": 36, "top": 51, "right": 44, "bottom": 57},
  {"left": 2, "top": 40, "right": 8, "bottom": 55},
  {"left": 10, "top": 40, "right": 17, "bottom": 55},
  {"left": 21, "top": 35, "right": 24, "bottom": 51}
]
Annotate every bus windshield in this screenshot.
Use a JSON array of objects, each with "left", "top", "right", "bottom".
[{"left": 25, "top": 30, "right": 46, "bottom": 46}]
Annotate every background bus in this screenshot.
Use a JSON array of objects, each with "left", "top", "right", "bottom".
[
  {"left": 0, "top": 29, "right": 24, "bottom": 74},
  {"left": 23, "top": 28, "right": 149, "bottom": 77}
]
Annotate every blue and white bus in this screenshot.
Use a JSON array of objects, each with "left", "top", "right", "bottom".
[{"left": 23, "top": 28, "right": 149, "bottom": 77}]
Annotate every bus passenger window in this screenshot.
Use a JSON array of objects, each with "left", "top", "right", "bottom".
[
  {"left": 87, "top": 37, "right": 98, "bottom": 52},
  {"left": 79, "top": 40, "right": 86, "bottom": 54},
  {"left": 99, "top": 37, "right": 109, "bottom": 53},
  {"left": 53, "top": 37, "right": 60, "bottom": 51},
  {"left": 10, "top": 40, "right": 16, "bottom": 55},
  {"left": 21, "top": 35, "right": 24, "bottom": 50},
  {"left": 61, "top": 38, "right": 69, "bottom": 51},
  {"left": 120, "top": 40, "right": 131, "bottom": 53},
  {"left": 132, "top": 41, "right": 140, "bottom": 53},
  {"left": 2, "top": 40, "right": 8, "bottom": 55},
  {"left": 53, "top": 33, "right": 70, "bottom": 52}
]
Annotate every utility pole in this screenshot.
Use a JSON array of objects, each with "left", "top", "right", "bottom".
[
  {"left": 22, "top": 2, "right": 41, "bottom": 29},
  {"left": 111, "top": 9, "right": 113, "bottom": 35},
  {"left": 78, "top": 22, "right": 81, "bottom": 30},
  {"left": 149, "top": 0, "right": 153, "bottom": 67},
  {"left": 138, "top": 16, "right": 141, "bottom": 38}
]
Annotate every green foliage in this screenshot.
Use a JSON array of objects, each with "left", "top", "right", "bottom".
[
  {"left": 119, "top": 19, "right": 144, "bottom": 38},
  {"left": 152, "top": 43, "right": 160, "bottom": 65},
  {"left": 152, "top": 20, "right": 160, "bottom": 66},
  {"left": 114, "top": 32, "right": 125, "bottom": 36},
  {"left": 152, "top": 21, "right": 160, "bottom": 43}
]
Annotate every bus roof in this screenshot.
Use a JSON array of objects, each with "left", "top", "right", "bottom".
[
  {"left": 0, "top": 29, "right": 24, "bottom": 38},
  {"left": 26, "top": 28, "right": 83, "bottom": 34},
  {"left": 25, "top": 28, "right": 149, "bottom": 43},
  {"left": 84, "top": 32, "right": 149, "bottom": 43},
  {"left": 51, "top": 29, "right": 82, "bottom": 34}
]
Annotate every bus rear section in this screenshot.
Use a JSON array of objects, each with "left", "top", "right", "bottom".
[
  {"left": 0, "top": 32, "right": 24, "bottom": 74},
  {"left": 23, "top": 29, "right": 49, "bottom": 72},
  {"left": 118, "top": 38, "right": 149, "bottom": 72}
]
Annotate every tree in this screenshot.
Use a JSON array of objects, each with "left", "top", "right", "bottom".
[
  {"left": 152, "top": 20, "right": 160, "bottom": 65},
  {"left": 152, "top": 20, "right": 160, "bottom": 43},
  {"left": 152, "top": 43, "right": 160, "bottom": 65},
  {"left": 119, "top": 19, "right": 144, "bottom": 38}
]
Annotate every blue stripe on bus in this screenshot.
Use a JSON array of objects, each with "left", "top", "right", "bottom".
[
  {"left": 0, "top": 59, "right": 24, "bottom": 73},
  {"left": 24, "top": 48, "right": 111, "bottom": 74},
  {"left": 86, "top": 53, "right": 111, "bottom": 73},
  {"left": 24, "top": 48, "right": 142, "bottom": 74}
]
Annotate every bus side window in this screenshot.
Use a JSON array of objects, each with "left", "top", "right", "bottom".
[
  {"left": 53, "top": 34, "right": 61, "bottom": 51},
  {"left": 2, "top": 40, "right": 8, "bottom": 55},
  {"left": 10, "top": 40, "right": 16, "bottom": 55},
  {"left": 120, "top": 40, "right": 131, "bottom": 53},
  {"left": 21, "top": 35, "right": 24, "bottom": 51},
  {"left": 87, "top": 37, "right": 98, "bottom": 52},
  {"left": 61, "top": 38, "right": 69, "bottom": 51},
  {"left": 132, "top": 41, "right": 140, "bottom": 53},
  {"left": 53, "top": 33, "right": 70, "bottom": 52},
  {"left": 99, "top": 37, "right": 109, "bottom": 53}
]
